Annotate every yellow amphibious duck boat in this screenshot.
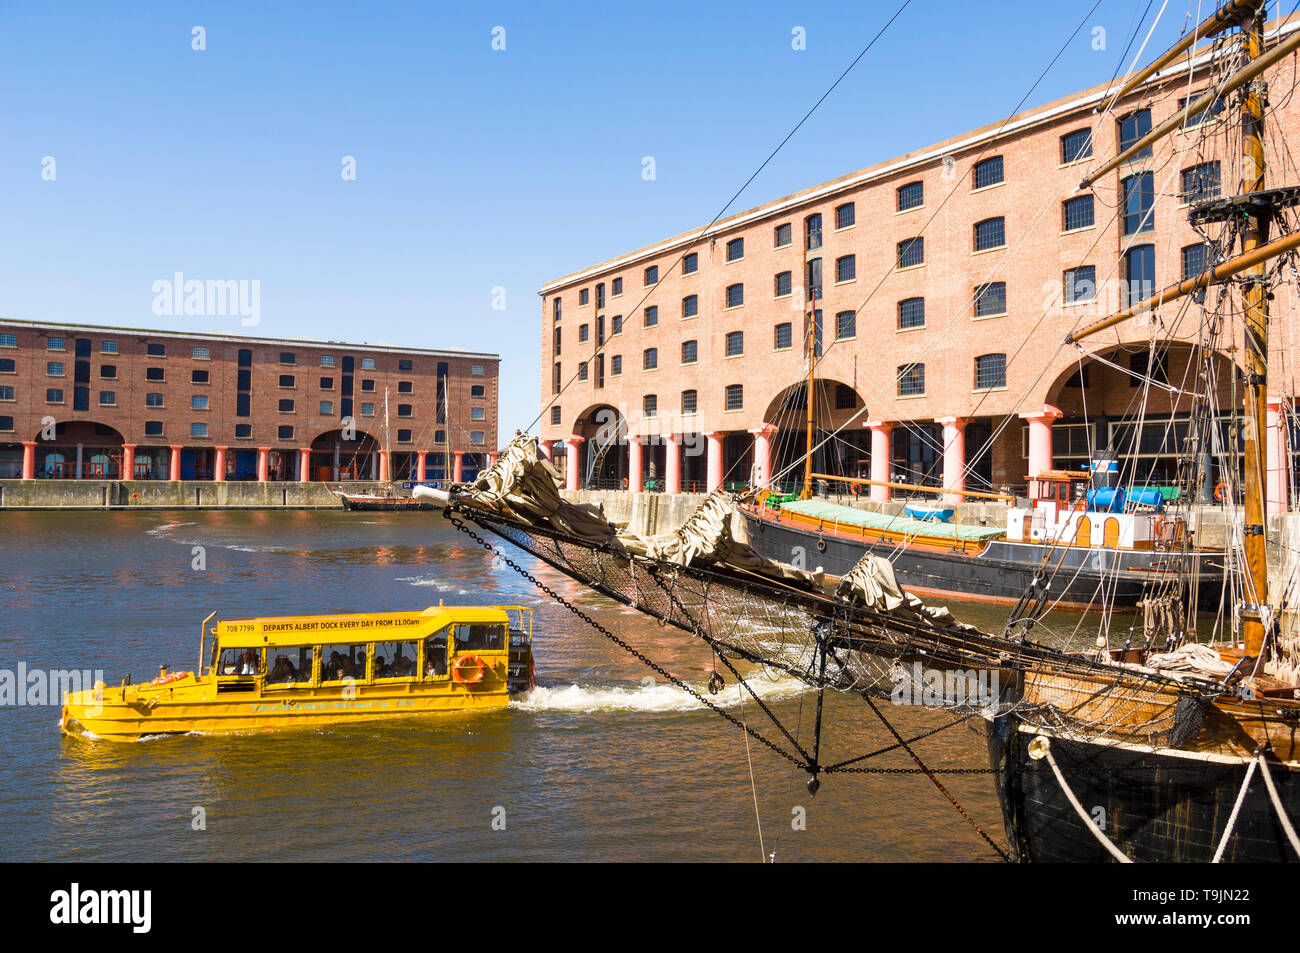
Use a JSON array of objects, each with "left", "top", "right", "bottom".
[{"left": 61, "top": 604, "right": 535, "bottom": 741}]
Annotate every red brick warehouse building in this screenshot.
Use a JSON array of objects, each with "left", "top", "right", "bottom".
[
  {"left": 538, "top": 18, "right": 1300, "bottom": 512},
  {"left": 0, "top": 320, "right": 500, "bottom": 483}
]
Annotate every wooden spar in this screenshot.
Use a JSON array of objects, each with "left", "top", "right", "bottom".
[
  {"left": 1098, "top": 0, "right": 1257, "bottom": 110},
  {"left": 1240, "top": 5, "right": 1270, "bottom": 658},
  {"left": 809, "top": 472, "right": 1016, "bottom": 502},
  {"left": 1063, "top": 225, "right": 1300, "bottom": 344},
  {"left": 1080, "top": 25, "right": 1300, "bottom": 188},
  {"left": 802, "top": 286, "right": 817, "bottom": 500}
]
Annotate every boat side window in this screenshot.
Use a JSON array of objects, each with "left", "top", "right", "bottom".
[
  {"left": 265, "top": 646, "right": 315, "bottom": 688},
  {"left": 218, "top": 647, "right": 262, "bottom": 676},
  {"left": 373, "top": 641, "right": 419, "bottom": 679},
  {"left": 424, "top": 630, "right": 449, "bottom": 678},
  {"left": 320, "top": 643, "right": 368, "bottom": 682},
  {"left": 453, "top": 623, "right": 506, "bottom": 652}
]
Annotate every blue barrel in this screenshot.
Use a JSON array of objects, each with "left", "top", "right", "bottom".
[
  {"left": 1086, "top": 486, "right": 1126, "bottom": 512},
  {"left": 1126, "top": 487, "right": 1164, "bottom": 510}
]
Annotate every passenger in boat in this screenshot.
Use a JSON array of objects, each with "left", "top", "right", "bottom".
[
  {"left": 425, "top": 635, "right": 448, "bottom": 677},
  {"left": 326, "top": 651, "right": 347, "bottom": 680},
  {"left": 268, "top": 655, "right": 296, "bottom": 682},
  {"left": 237, "top": 650, "right": 259, "bottom": 675},
  {"left": 392, "top": 652, "right": 415, "bottom": 677},
  {"left": 374, "top": 655, "right": 393, "bottom": 678}
]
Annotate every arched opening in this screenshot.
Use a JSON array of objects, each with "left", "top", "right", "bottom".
[
  {"left": 30, "top": 421, "right": 124, "bottom": 479},
  {"left": 1042, "top": 342, "right": 1243, "bottom": 498},
  {"left": 762, "top": 379, "right": 867, "bottom": 494},
  {"left": 310, "top": 429, "right": 380, "bottom": 482},
  {"left": 572, "top": 404, "right": 626, "bottom": 489}
]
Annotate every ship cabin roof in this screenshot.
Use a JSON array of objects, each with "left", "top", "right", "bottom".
[{"left": 214, "top": 606, "right": 512, "bottom": 649}]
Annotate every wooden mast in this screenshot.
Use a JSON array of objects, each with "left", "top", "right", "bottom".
[
  {"left": 1239, "top": 3, "right": 1270, "bottom": 658},
  {"left": 802, "top": 285, "right": 817, "bottom": 499}
]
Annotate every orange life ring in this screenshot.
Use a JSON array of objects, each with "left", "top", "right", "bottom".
[
  {"left": 1214, "top": 482, "right": 1230, "bottom": 502},
  {"left": 622, "top": 477, "right": 629, "bottom": 490},
  {"left": 451, "top": 654, "right": 487, "bottom": 684},
  {"left": 850, "top": 483, "right": 862, "bottom": 496},
  {"left": 150, "top": 671, "right": 191, "bottom": 687}
]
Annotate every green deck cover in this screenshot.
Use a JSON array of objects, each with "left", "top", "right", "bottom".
[{"left": 778, "top": 498, "right": 1005, "bottom": 541}]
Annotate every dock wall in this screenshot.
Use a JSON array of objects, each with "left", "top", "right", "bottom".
[{"left": 0, "top": 479, "right": 389, "bottom": 509}]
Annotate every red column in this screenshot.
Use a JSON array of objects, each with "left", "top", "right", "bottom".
[
  {"left": 563, "top": 436, "right": 583, "bottom": 491},
  {"left": 213, "top": 446, "right": 227, "bottom": 482},
  {"left": 416, "top": 451, "right": 428, "bottom": 481},
  {"left": 705, "top": 432, "right": 724, "bottom": 493},
  {"left": 21, "top": 441, "right": 36, "bottom": 480},
  {"left": 452, "top": 451, "right": 464, "bottom": 483},
  {"left": 1267, "top": 397, "right": 1289, "bottom": 514},
  {"left": 664, "top": 433, "right": 681, "bottom": 494},
  {"left": 749, "top": 424, "right": 777, "bottom": 489},
  {"left": 299, "top": 448, "right": 311, "bottom": 482},
  {"left": 378, "top": 449, "right": 390, "bottom": 482},
  {"left": 169, "top": 445, "right": 183, "bottom": 482},
  {"left": 121, "top": 444, "right": 136, "bottom": 480},
  {"left": 938, "top": 416, "right": 966, "bottom": 504},
  {"left": 868, "top": 421, "right": 892, "bottom": 501},
  {"left": 487, "top": 451, "right": 499, "bottom": 468},
  {"left": 1019, "top": 405, "right": 1062, "bottom": 496},
  {"left": 539, "top": 440, "right": 553, "bottom": 460},
  {"left": 628, "top": 437, "right": 643, "bottom": 491},
  {"left": 256, "top": 447, "right": 270, "bottom": 482}
]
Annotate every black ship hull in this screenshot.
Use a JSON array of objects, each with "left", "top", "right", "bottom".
[
  {"left": 986, "top": 719, "right": 1299, "bottom": 862},
  {"left": 339, "top": 495, "right": 441, "bottom": 511},
  {"left": 741, "top": 509, "right": 1224, "bottom": 610}
]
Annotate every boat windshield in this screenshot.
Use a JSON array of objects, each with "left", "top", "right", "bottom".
[
  {"left": 320, "top": 644, "right": 367, "bottom": 682},
  {"left": 218, "top": 647, "right": 262, "bottom": 676},
  {"left": 373, "top": 641, "right": 418, "bottom": 679},
  {"left": 453, "top": 623, "right": 505, "bottom": 652}
]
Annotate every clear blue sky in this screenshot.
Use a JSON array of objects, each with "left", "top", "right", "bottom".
[{"left": 0, "top": 0, "right": 1254, "bottom": 437}]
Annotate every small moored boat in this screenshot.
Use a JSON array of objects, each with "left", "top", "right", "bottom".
[{"left": 61, "top": 604, "right": 535, "bottom": 741}]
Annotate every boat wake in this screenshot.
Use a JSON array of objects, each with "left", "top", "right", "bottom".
[{"left": 510, "top": 675, "right": 807, "bottom": 714}]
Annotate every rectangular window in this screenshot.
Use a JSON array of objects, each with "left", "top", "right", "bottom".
[
  {"left": 47, "top": 337, "right": 66, "bottom": 351},
  {"left": 278, "top": 425, "right": 294, "bottom": 440},
  {"left": 278, "top": 398, "right": 294, "bottom": 412},
  {"left": 897, "top": 181, "right": 923, "bottom": 211},
  {"left": 612, "top": 277, "right": 623, "bottom": 296},
  {"left": 550, "top": 406, "right": 562, "bottom": 425},
  {"left": 1064, "top": 266, "right": 1097, "bottom": 304},
  {"left": 974, "top": 353, "right": 1007, "bottom": 390},
  {"left": 280, "top": 352, "right": 296, "bottom": 365},
  {"left": 0, "top": 359, "right": 13, "bottom": 373},
  {"left": 192, "top": 346, "right": 210, "bottom": 360},
  {"left": 682, "top": 389, "right": 697, "bottom": 415},
  {"left": 95, "top": 390, "right": 115, "bottom": 406},
  {"left": 1122, "top": 172, "right": 1155, "bottom": 234},
  {"left": 683, "top": 252, "right": 698, "bottom": 274},
  {"left": 805, "top": 214, "right": 822, "bottom": 251},
  {"left": 596, "top": 284, "right": 606, "bottom": 309},
  {"left": 579, "top": 324, "right": 589, "bottom": 342},
  {"left": 898, "top": 297, "right": 925, "bottom": 330},
  {"left": 725, "top": 237, "right": 744, "bottom": 261},
  {"left": 835, "top": 384, "right": 856, "bottom": 410},
  {"left": 774, "top": 271, "right": 792, "bottom": 297},
  {"left": 835, "top": 311, "right": 856, "bottom": 339},
  {"left": 471, "top": 365, "right": 484, "bottom": 376},
  {"left": 897, "top": 237, "right": 924, "bottom": 268},
  {"left": 725, "top": 331, "right": 743, "bottom": 357},
  {"left": 577, "top": 362, "right": 588, "bottom": 382},
  {"left": 725, "top": 384, "right": 743, "bottom": 411},
  {"left": 611, "top": 355, "right": 622, "bottom": 375},
  {"left": 0, "top": 334, "right": 16, "bottom": 348},
  {"left": 397, "top": 381, "right": 413, "bottom": 394},
  {"left": 393, "top": 403, "right": 411, "bottom": 417},
  {"left": 643, "top": 394, "right": 657, "bottom": 418},
  {"left": 361, "top": 402, "right": 375, "bottom": 416},
  {"left": 682, "top": 340, "right": 698, "bottom": 364},
  {"left": 320, "top": 401, "right": 334, "bottom": 415},
  {"left": 898, "top": 363, "right": 925, "bottom": 397},
  {"left": 1063, "top": 194, "right": 1094, "bottom": 231},
  {"left": 398, "top": 359, "right": 413, "bottom": 371},
  {"left": 1178, "top": 92, "right": 1225, "bottom": 127},
  {"left": 48, "top": 362, "right": 65, "bottom": 376},
  {"left": 470, "top": 407, "right": 484, "bottom": 420},
  {"left": 191, "top": 423, "right": 208, "bottom": 438},
  {"left": 644, "top": 265, "right": 659, "bottom": 286},
  {"left": 235, "top": 423, "right": 251, "bottom": 438},
  {"left": 1182, "top": 243, "right": 1211, "bottom": 280},
  {"left": 470, "top": 431, "right": 485, "bottom": 445},
  {"left": 279, "top": 374, "right": 295, "bottom": 388},
  {"left": 145, "top": 392, "right": 163, "bottom": 407},
  {"left": 774, "top": 223, "right": 792, "bottom": 247},
  {"left": 835, "top": 255, "right": 856, "bottom": 281},
  {"left": 973, "top": 156, "right": 1004, "bottom": 189},
  {"left": 397, "top": 429, "right": 412, "bottom": 443},
  {"left": 100, "top": 365, "right": 117, "bottom": 379},
  {"left": 975, "top": 282, "right": 1007, "bottom": 317},
  {"left": 144, "top": 421, "right": 163, "bottom": 436},
  {"left": 642, "top": 348, "right": 659, "bottom": 370},
  {"left": 611, "top": 315, "right": 623, "bottom": 334},
  {"left": 774, "top": 323, "right": 793, "bottom": 349},
  {"left": 644, "top": 306, "right": 658, "bottom": 328},
  {"left": 725, "top": 283, "right": 744, "bottom": 308},
  {"left": 1060, "top": 128, "right": 1093, "bottom": 164},
  {"left": 552, "top": 362, "right": 561, "bottom": 394},
  {"left": 46, "top": 388, "right": 64, "bottom": 403},
  {"left": 579, "top": 288, "right": 589, "bottom": 305},
  {"left": 1118, "top": 108, "right": 1152, "bottom": 158},
  {"left": 320, "top": 376, "right": 334, "bottom": 390},
  {"left": 147, "top": 343, "right": 165, "bottom": 357},
  {"left": 321, "top": 355, "right": 336, "bottom": 367},
  {"left": 361, "top": 357, "right": 375, "bottom": 370},
  {"left": 1125, "top": 244, "right": 1156, "bottom": 305},
  {"left": 192, "top": 395, "right": 209, "bottom": 410},
  {"left": 974, "top": 217, "right": 1006, "bottom": 251},
  {"left": 190, "top": 369, "right": 209, "bottom": 384},
  {"left": 1181, "top": 161, "right": 1220, "bottom": 204},
  {"left": 361, "top": 379, "right": 375, "bottom": 392},
  {"left": 0, "top": 386, "right": 12, "bottom": 400},
  {"left": 835, "top": 202, "right": 855, "bottom": 228},
  {"left": 682, "top": 295, "right": 698, "bottom": 318}
]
